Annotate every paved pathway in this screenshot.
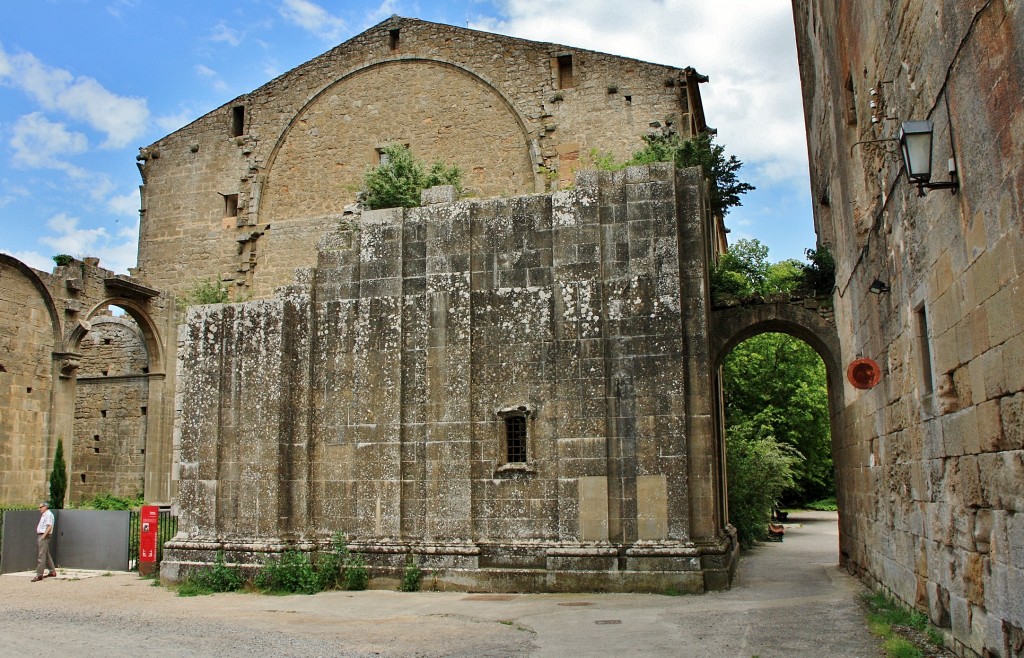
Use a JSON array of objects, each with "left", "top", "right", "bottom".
[{"left": 0, "top": 510, "right": 882, "bottom": 657}]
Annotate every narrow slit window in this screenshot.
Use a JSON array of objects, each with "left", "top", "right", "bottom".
[
  {"left": 505, "top": 415, "right": 528, "bottom": 463},
  {"left": 389, "top": 28, "right": 400, "bottom": 51},
  {"left": 224, "top": 193, "right": 239, "bottom": 218},
  {"left": 844, "top": 74, "right": 857, "bottom": 126},
  {"left": 915, "top": 306, "right": 934, "bottom": 395},
  {"left": 557, "top": 55, "right": 575, "bottom": 89},
  {"left": 231, "top": 105, "right": 245, "bottom": 137}
]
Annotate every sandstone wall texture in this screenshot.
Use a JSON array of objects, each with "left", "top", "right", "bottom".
[
  {"left": 133, "top": 16, "right": 708, "bottom": 301},
  {"left": 793, "top": 2, "right": 1024, "bottom": 655},
  {"left": 72, "top": 315, "right": 150, "bottom": 502},
  {"left": 162, "top": 165, "right": 737, "bottom": 593},
  {"left": 0, "top": 255, "right": 171, "bottom": 506}
]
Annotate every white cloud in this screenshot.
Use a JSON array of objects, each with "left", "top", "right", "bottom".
[
  {"left": 108, "top": 189, "right": 140, "bottom": 217},
  {"left": 0, "top": 44, "right": 149, "bottom": 148},
  {"left": 32, "top": 212, "right": 137, "bottom": 274},
  {"left": 210, "top": 23, "right": 243, "bottom": 47},
  {"left": 196, "top": 64, "right": 229, "bottom": 92},
  {"left": 155, "top": 109, "right": 196, "bottom": 133},
  {"left": 279, "top": 0, "right": 347, "bottom": 42},
  {"left": 0, "top": 248, "right": 53, "bottom": 272},
  {"left": 10, "top": 112, "right": 89, "bottom": 168}
]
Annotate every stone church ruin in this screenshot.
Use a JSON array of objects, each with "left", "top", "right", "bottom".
[{"left": 2, "top": 7, "right": 1023, "bottom": 651}]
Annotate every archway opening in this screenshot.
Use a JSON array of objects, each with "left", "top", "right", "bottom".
[
  {"left": 70, "top": 303, "right": 151, "bottom": 504},
  {"left": 719, "top": 331, "right": 833, "bottom": 549}
]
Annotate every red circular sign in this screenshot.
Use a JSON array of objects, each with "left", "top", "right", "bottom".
[{"left": 847, "top": 357, "right": 881, "bottom": 389}]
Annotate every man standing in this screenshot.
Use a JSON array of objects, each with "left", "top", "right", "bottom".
[{"left": 32, "top": 502, "right": 56, "bottom": 582}]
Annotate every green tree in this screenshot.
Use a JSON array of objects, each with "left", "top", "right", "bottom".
[
  {"left": 723, "top": 333, "right": 833, "bottom": 503},
  {"left": 363, "top": 144, "right": 462, "bottom": 210},
  {"left": 48, "top": 438, "right": 67, "bottom": 509},
  {"left": 726, "top": 419, "right": 800, "bottom": 547},
  {"left": 628, "top": 132, "right": 755, "bottom": 216}
]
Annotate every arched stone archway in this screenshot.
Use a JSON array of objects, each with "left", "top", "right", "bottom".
[
  {"left": 66, "top": 297, "right": 172, "bottom": 503},
  {"left": 708, "top": 300, "right": 844, "bottom": 550}
]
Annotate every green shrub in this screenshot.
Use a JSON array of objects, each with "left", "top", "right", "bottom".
[
  {"left": 52, "top": 254, "right": 75, "bottom": 267},
  {"left": 805, "top": 497, "right": 838, "bottom": 511},
  {"left": 342, "top": 551, "right": 369, "bottom": 591},
  {"left": 77, "top": 492, "right": 145, "bottom": 510},
  {"left": 398, "top": 556, "right": 422, "bottom": 592},
  {"left": 802, "top": 245, "right": 836, "bottom": 296},
  {"left": 726, "top": 420, "right": 799, "bottom": 548},
  {"left": 255, "top": 550, "right": 321, "bottom": 595},
  {"left": 363, "top": 144, "right": 462, "bottom": 210},
  {"left": 178, "top": 551, "right": 245, "bottom": 596}
]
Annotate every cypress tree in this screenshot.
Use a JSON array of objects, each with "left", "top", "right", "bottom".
[{"left": 48, "top": 438, "right": 67, "bottom": 509}]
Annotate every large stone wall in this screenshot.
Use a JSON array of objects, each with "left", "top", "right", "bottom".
[
  {"left": 162, "top": 164, "right": 736, "bottom": 592},
  {"left": 134, "top": 16, "right": 708, "bottom": 301},
  {"left": 792, "top": 2, "right": 1024, "bottom": 655}
]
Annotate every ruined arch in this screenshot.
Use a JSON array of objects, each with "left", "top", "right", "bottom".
[
  {"left": 0, "top": 255, "right": 63, "bottom": 504},
  {"left": 257, "top": 57, "right": 538, "bottom": 222},
  {"left": 65, "top": 298, "right": 170, "bottom": 502}
]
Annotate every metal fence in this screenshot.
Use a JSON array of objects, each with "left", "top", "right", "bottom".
[{"left": 128, "top": 508, "right": 177, "bottom": 570}]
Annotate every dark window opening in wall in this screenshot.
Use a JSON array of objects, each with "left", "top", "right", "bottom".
[
  {"left": 141, "top": 366, "right": 149, "bottom": 374},
  {"left": 625, "top": 95, "right": 632, "bottom": 105},
  {"left": 103, "top": 338, "right": 112, "bottom": 345},
  {"left": 100, "top": 410, "right": 107, "bottom": 418},
  {"left": 93, "top": 446, "right": 99, "bottom": 454},
  {"left": 231, "top": 105, "right": 245, "bottom": 137},
  {"left": 80, "top": 473, "right": 86, "bottom": 483},
  {"left": 844, "top": 74, "right": 857, "bottom": 126},
  {"left": 141, "top": 448, "right": 145, "bottom": 455},
  {"left": 505, "top": 414, "right": 528, "bottom": 463},
  {"left": 916, "top": 305, "right": 934, "bottom": 395},
  {"left": 557, "top": 55, "right": 575, "bottom": 89},
  {"left": 101, "top": 370, "right": 108, "bottom": 376},
  {"left": 224, "top": 193, "right": 239, "bottom": 218},
  {"left": 389, "top": 28, "right": 400, "bottom": 51},
  {"left": 140, "top": 406, "right": 147, "bottom": 415},
  {"left": 0, "top": 364, "right": 6, "bottom": 372},
  {"left": 94, "top": 435, "right": 100, "bottom": 441},
  {"left": 26, "top": 387, "right": 32, "bottom": 393}
]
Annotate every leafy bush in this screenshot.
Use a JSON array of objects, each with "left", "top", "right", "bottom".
[
  {"left": 77, "top": 492, "right": 145, "bottom": 510},
  {"left": 179, "top": 551, "right": 245, "bottom": 596},
  {"left": 726, "top": 419, "right": 800, "bottom": 548},
  {"left": 398, "top": 556, "right": 422, "bottom": 592},
  {"left": 176, "top": 277, "right": 232, "bottom": 310},
  {"left": 805, "top": 497, "right": 838, "bottom": 511},
  {"left": 363, "top": 144, "right": 462, "bottom": 210},
  {"left": 802, "top": 245, "right": 836, "bottom": 296},
  {"left": 255, "top": 550, "right": 321, "bottom": 595},
  {"left": 52, "top": 254, "right": 75, "bottom": 267}
]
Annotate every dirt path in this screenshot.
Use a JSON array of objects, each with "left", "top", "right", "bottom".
[{"left": 0, "top": 511, "right": 882, "bottom": 657}]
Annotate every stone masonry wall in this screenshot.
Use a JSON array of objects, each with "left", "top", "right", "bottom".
[
  {"left": 134, "top": 16, "right": 704, "bottom": 301},
  {"left": 164, "top": 164, "right": 735, "bottom": 593},
  {"left": 72, "top": 316, "right": 149, "bottom": 502},
  {"left": 793, "top": 2, "right": 1024, "bottom": 656}
]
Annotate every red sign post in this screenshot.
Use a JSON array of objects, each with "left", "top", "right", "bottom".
[{"left": 139, "top": 505, "right": 159, "bottom": 576}]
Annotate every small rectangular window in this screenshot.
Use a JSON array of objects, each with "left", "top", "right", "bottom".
[
  {"left": 505, "top": 415, "right": 528, "bottom": 463},
  {"left": 557, "top": 55, "right": 574, "bottom": 89},
  {"left": 916, "top": 305, "right": 934, "bottom": 395},
  {"left": 231, "top": 106, "right": 245, "bottom": 137},
  {"left": 224, "top": 193, "right": 239, "bottom": 218},
  {"left": 389, "top": 28, "right": 400, "bottom": 51}
]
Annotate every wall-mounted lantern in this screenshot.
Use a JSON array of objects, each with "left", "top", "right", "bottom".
[
  {"left": 898, "top": 120, "right": 959, "bottom": 196},
  {"left": 868, "top": 278, "right": 890, "bottom": 295}
]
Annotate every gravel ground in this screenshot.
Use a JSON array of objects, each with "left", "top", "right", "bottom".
[{"left": 0, "top": 512, "right": 884, "bottom": 658}]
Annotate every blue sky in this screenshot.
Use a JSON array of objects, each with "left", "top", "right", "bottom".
[{"left": 0, "top": 0, "right": 815, "bottom": 274}]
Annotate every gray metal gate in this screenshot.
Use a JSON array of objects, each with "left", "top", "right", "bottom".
[{"left": 1, "top": 510, "right": 130, "bottom": 573}]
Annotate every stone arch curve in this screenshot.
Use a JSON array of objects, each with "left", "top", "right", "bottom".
[
  {"left": 0, "top": 254, "right": 63, "bottom": 348},
  {"left": 710, "top": 302, "right": 843, "bottom": 402},
  {"left": 256, "top": 56, "right": 539, "bottom": 221},
  {"left": 70, "top": 298, "right": 165, "bottom": 374}
]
